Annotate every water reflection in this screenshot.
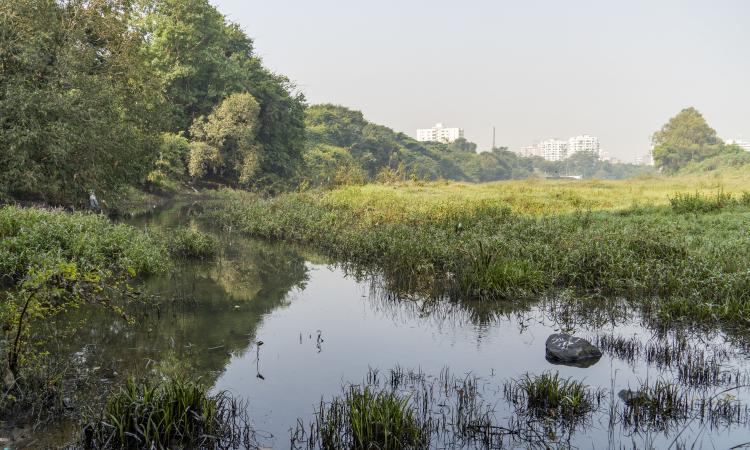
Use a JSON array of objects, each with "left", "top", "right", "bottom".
[{"left": 19, "top": 201, "right": 750, "bottom": 449}]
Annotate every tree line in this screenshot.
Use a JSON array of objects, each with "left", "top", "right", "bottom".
[
  {"left": 1, "top": 0, "right": 743, "bottom": 206},
  {"left": 1, "top": 0, "right": 304, "bottom": 205}
]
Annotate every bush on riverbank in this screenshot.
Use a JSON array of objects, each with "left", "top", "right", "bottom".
[
  {"left": 204, "top": 182, "right": 750, "bottom": 325},
  {"left": 0, "top": 206, "right": 169, "bottom": 283},
  {"left": 0, "top": 206, "right": 173, "bottom": 423}
]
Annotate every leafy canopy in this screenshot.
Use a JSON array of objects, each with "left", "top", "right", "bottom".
[{"left": 652, "top": 107, "right": 733, "bottom": 173}]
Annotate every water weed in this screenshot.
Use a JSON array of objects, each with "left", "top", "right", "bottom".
[{"left": 82, "top": 377, "right": 252, "bottom": 449}]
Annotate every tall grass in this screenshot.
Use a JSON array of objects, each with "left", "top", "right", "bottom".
[
  {"left": 82, "top": 378, "right": 250, "bottom": 449},
  {"left": 0, "top": 206, "right": 170, "bottom": 282},
  {"left": 504, "top": 372, "right": 602, "bottom": 421},
  {"left": 298, "top": 386, "right": 426, "bottom": 449},
  {"left": 204, "top": 181, "right": 750, "bottom": 325}
]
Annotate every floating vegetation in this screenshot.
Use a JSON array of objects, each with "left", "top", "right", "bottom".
[{"left": 81, "top": 377, "right": 253, "bottom": 449}]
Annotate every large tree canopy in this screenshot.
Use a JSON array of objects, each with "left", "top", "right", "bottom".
[
  {"left": 189, "top": 92, "right": 262, "bottom": 185},
  {"left": 0, "top": 0, "right": 165, "bottom": 204},
  {"left": 138, "top": 0, "right": 306, "bottom": 186},
  {"left": 652, "top": 107, "right": 729, "bottom": 173}
]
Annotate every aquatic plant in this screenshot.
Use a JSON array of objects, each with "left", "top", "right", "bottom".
[
  {"left": 82, "top": 377, "right": 251, "bottom": 449},
  {"left": 619, "top": 380, "right": 692, "bottom": 431},
  {"left": 166, "top": 227, "right": 219, "bottom": 260},
  {"left": 504, "top": 372, "right": 602, "bottom": 421},
  {"left": 0, "top": 206, "right": 173, "bottom": 428},
  {"left": 309, "top": 386, "right": 425, "bottom": 450}
]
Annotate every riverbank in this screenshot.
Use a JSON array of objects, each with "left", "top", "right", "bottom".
[
  {"left": 204, "top": 177, "right": 750, "bottom": 326},
  {"left": 0, "top": 205, "right": 219, "bottom": 438}
]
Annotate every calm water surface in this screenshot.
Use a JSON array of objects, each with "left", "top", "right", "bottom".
[{"left": 22, "top": 202, "right": 750, "bottom": 448}]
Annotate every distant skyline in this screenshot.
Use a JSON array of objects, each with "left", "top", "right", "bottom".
[{"left": 213, "top": 0, "right": 749, "bottom": 161}]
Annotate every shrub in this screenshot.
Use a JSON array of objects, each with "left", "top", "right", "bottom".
[
  {"left": 167, "top": 228, "right": 219, "bottom": 260},
  {"left": 669, "top": 190, "right": 735, "bottom": 213}
]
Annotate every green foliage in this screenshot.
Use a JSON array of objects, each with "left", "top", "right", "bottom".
[
  {"left": 0, "top": 206, "right": 169, "bottom": 384},
  {"left": 669, "top": 190, "right": 736, "bottom": 213},
  {"left": 206, "top": 184, "right": 750, "bottom": 324},
  {"left": 314, "top": 386, "right": 425, "bottom": 449},
  {"left": 139, "top": 0, "right": 306, "bottom": 186},
  {"left": 303, "top": 144, "right": 367, "bottom": 188},
  {"left": 167, "top": 228, "right": 219, "bottom": 260},
  {"left": 0, "top": 206, "right": 168, "bottom": 282},
  {"left": 652, "top": 107, "right": 734, "bottom": 173},
  {"left": 306, "top": 104, "right": 367, "bottom": 148},
  {"left": 535, "top": 151, "right": 651, "bottom": 180},
  {"left": 677, "top": 147, "right": 750, "bottom": 174},
  {"left": 189, "top": 92, "right": 262, "bottom": 185},
  {"left": 83, "top": 377, "right": 248, "bottom": 449},
  {"left": 505, "top": 372, "right": 600, "bottom": 420},
  {"left": 188, "top": 141, "right": 221, "bottom": 180},
  {"left": 303, "top": 104, "right": 650, "bottom": 186},
  {"left": 147, "top": 133, "right": 191, "bottom": 192},
  {"left": 0, "top": 0, "right": 166, "bottom": 205}
]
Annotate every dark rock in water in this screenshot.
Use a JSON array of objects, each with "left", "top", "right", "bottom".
[
  {"left": 618, "top": 389, "right": 650, "bottom": 405},
  {"left": 545, "top": 333, "right": 602, "bottom": 368}
]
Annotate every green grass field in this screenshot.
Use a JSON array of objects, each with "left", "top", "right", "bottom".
[
  {"left": 207, "top": 172, "right": 750, "bottom": 327},
  {"left": 320, "top": 169, "right": 750, "bottom": 218}
]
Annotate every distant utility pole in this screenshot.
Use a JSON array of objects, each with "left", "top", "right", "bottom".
[{"left": 492, "top": 126, "right": 496, "bottom": 150}]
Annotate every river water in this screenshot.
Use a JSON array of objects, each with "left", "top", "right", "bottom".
[{"left": 19, "top": 201, "right": 750, "bottom": 448}]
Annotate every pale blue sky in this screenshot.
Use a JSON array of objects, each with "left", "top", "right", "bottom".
[{"left": 213, "top": 0, "right": 749, "bottom": 160}]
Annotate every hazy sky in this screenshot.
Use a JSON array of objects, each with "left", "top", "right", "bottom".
[{"left": 213, "top": 0, "right": 749, "bottom": 161}]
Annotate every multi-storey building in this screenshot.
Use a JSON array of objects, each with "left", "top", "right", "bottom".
[
  {"left": 539, "top": 139, "right": 568, "bottom": 161},
  {"left": 567, "top": 135, "right": 601, "bottom": 158},
  {"left": 416, "top": 123, "right": 464, "bottom": 143}
]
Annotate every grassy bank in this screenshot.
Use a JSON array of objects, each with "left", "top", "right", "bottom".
[
  {"left": 205, "top": 176, "right": 750, "bottom": 325},
  {"left": 0, "top": 206, "right": 217, "bottom": 427}
]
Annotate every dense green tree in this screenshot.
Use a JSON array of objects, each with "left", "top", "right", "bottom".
[
  {"left": 0, "top": 0, "right": 165, "bottom": 204},
  {"left": 147, "top": 133, "right": 191, "bottom": 191},
  {"left": 652, "top": 107, "right": 727, "bottom": 173},
  {"left": 305, "top": 104, "right": 367, "bottom": 148},
  {"left": 303, "top": 145, "right": 366, "bottom": 188},
  {"left": 138, "top": 0, "right": 306, "bottom": 186},
  {"left": 189, "top": 92, "right": 262, "bottom": 185}
]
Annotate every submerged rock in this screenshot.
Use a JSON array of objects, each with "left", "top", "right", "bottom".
[
  {"left": 618, "top": 389, "right": 650, "bottom": 405},
  {"left": 545, "top": 333, "right": 602, "bottom": 367}
]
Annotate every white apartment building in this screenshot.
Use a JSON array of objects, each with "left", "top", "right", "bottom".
[
  {"left": 539, "top": 139, "right": 568, "bottom": 161},
  {"left": 567, "top": 135, "right": 601, "bottom": 158},
  {"left": 416, "top": 123, "right": 464, "bottom": 143}
]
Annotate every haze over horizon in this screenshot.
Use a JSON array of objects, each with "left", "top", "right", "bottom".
[{"left": 213, "top": 0, "right": 749, "bottom": 161}]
